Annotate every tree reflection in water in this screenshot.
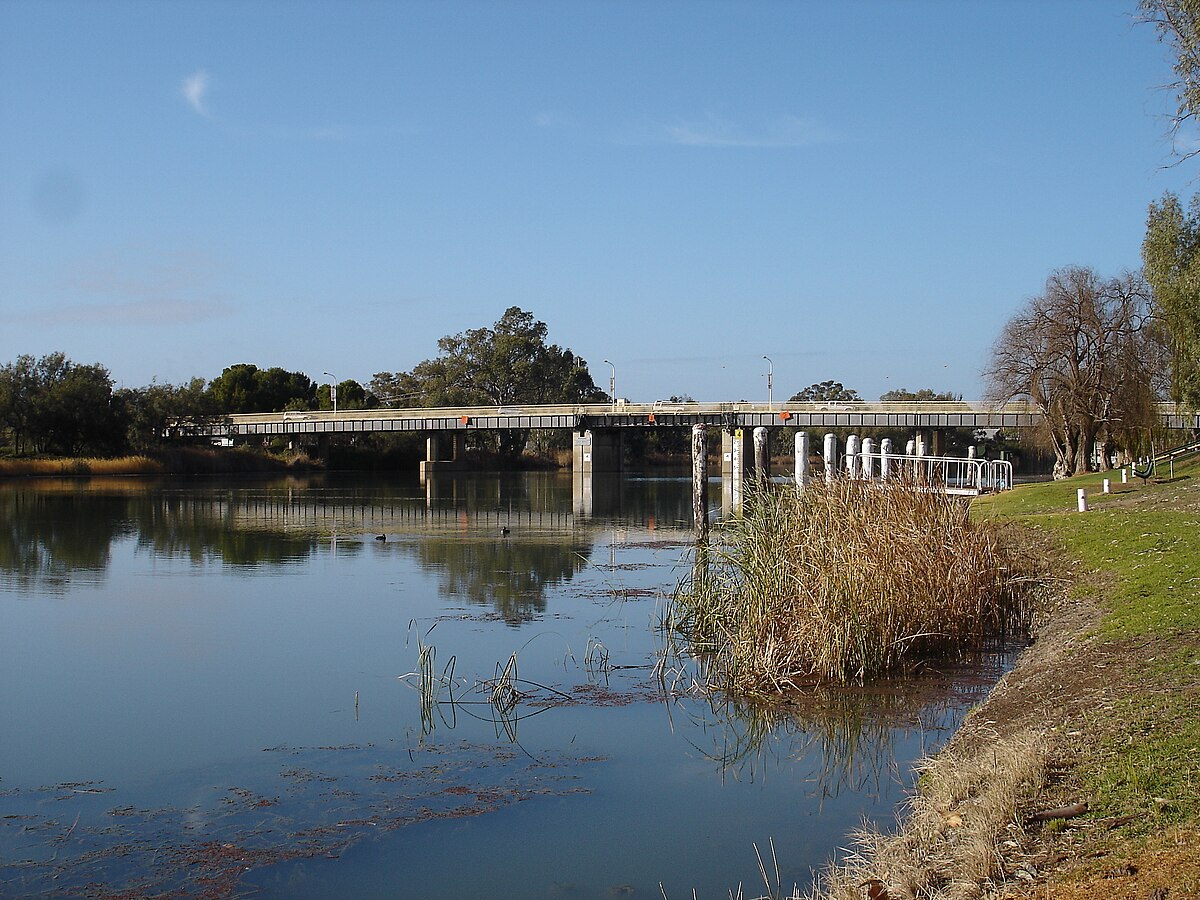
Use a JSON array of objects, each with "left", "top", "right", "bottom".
[{"left": 0, "top": 478, "right": 596, "bottom": 623}]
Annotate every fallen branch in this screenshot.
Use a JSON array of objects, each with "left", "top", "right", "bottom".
[{"left": 1029, "top": 800, "right": 1089, "bottom": 822}]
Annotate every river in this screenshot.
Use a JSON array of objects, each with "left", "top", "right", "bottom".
[{"left": 0, "top": 472, "right": 1006, "bottom": 898}]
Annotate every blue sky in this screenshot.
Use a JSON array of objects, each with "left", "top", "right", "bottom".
[{"left": 1, "top": 0, "right": 1195, "bottom": 403}]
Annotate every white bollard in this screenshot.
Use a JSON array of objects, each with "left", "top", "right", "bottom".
[
  {"left": 795, "top": 431, "right": 810, "bottom": 488},
  {"left": 824, "top": 433, "right": 837, "bottom": 484},
  {"left": 880, "top": 437, "right": 893, "bottom": 480},
  {"left": 1103, "top": 479, "right": 1110, "bottom": 494},
  {"left": 861, "top": 438, "right": 875, "bottom": 480},
  {"left": 1122, "top": 467, "right": 1128, "bottom": 484},
  {"left": 846, "top": 434, "right": 861, "bottom": 479},
  {"left": 1077, "top": 488, "right": 1088, "bottom": 512}
]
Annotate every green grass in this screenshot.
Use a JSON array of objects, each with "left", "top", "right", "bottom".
[{"left": 973, "top": 463, "right": 1200, "bottom": 832}]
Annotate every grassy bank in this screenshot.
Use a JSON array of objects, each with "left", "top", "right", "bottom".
[
  {"left": 806, "top": 462, "right": 1200, "bottom": 899},
  {"left": 0, "top": 447, "right": 323, "bottom": 477}
]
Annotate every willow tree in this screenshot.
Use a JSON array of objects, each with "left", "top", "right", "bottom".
[
  {"left": 1143, "top": 192, "right": 1200, "bottom": 408},
  {"left": 986, "top": 267, "right": 1166, "bottom": 478}
]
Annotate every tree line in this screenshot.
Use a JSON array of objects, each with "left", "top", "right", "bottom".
[{"left": 0, "top": 308, "right": 608, "bottom": 459}]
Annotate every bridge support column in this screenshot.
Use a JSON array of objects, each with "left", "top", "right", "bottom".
[
  {"left": 420, "top": 432, "right": 467, "bottom": 480},
  {"left": 316, "top": 434, "right": 331, "bottom": 462},
  {"left": 721, "top": 429, "right": 755, "bottom": 482},
  {"left": 572, "top": 429, "right": 622, "bottom": 474},
  {"left": 915, "top": 429, "right": 943, "bottom": 457}
]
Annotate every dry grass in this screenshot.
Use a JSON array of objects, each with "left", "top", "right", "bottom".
[
  {"left": 671, "top": 480, "right": 1037, "bottom": 692},
  {"left": 0, "top": 456, "right": 165, "bottom": 476},
  {"left": 0, "top": 448, "right": 320, "bottom": 477},
  {"left": 808, "top": 729, "right": 1048, "bottom": 900}
]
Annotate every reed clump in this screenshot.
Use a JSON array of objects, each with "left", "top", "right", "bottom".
[{"left": 672, "top": 480, "right": 1037, "bottom": 692}]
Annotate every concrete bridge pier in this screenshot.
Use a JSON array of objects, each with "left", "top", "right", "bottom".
[
  {"left": 720, "top": 428, "right": 753, "bottom": 482},
  {"left": 419, "top": 431, "right": 467, "bottom": 480},
  {"left": 572, "top": 429, "right": 623, "bottom": 475},
  {"left": 915, "top": 428, "right": 943, "bottom": 457}
]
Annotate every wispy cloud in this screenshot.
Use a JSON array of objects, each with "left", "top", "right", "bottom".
[
  {"left": 1, "top": 248, "right": 236, "bottom": 327},
  {"left": 4, "top": 297, "right": 231, "bottom": 327},
  {"left": 181, "top": 69, "right": 210, "bottom": 116},
  {"left": 624, "top": 113, "right": 838, "bottom": 148}
]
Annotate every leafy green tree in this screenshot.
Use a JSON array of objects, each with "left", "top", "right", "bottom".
[
  {"left": 116, "top": 378, "right": 214, "bottom": 451},
  {"left": 1143, "top": 191, "right": 1200, "bottom": 407},
  {"left": 879, "top": 387, "right": 962, "bottom": 402},
  {"left": 316, "top": 379, "right": 373, "bottom": 411},
  {"left": 374, "top": 307, "right": 606, "bottom": 457},
  {"left": 207, "top": 364, "right": 316, "bottom": 413},
  {"left": 0, "top": 352, "right": 118, "bottom": 455},
  {"left": 789, "top": 380, "right": 862, "bottom": 402}
]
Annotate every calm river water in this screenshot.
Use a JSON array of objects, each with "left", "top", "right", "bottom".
[{"left": 1, "top": 472, "right": 1005, "bottom": 898}]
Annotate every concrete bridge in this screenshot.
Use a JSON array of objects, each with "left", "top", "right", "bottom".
[{"left": 177, "top": 399, "right": 1199, "bottom": 477}]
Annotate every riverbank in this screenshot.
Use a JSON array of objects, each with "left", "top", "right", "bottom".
[
  {"left": 0, "top": 447, "right": 323, "bottom": 477},
  {"left": 809, "top": 462, "right": 1200, "bottom": 899}
]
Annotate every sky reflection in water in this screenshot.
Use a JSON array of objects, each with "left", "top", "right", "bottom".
[{"left": 0, "top": 473, "right": 1006, "bottom": 898}]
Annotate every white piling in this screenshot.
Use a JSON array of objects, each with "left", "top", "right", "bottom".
[
  {"left": 861, "top": 437, "right": 875, "bottom": 480},
  {"left": 846, "top": 434, "right": 861, "bottom": 479},
  {"left": 967, "top": 445, "right": 977, "bottom": 459},
  {"left": 824, "top": 433, "right": 837, "bottom": 484},
  {"left": 1077, "top": 488, "right": 1088, "bottom": 512},
  {"left": 795, "top": 431, "right": 810, "bottom": 488},
  {"left": 880, "top": 438, "right": 893, "bottom": 480}
]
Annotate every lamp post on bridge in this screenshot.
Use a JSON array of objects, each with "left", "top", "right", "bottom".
[
  {"left": 603, "top": 359, "right": 616, "bottom": 412},
  {"left": 323, "top": 372, "right": 338, "bottom": 414},
  {"left": 763, "top": 355, "right": 774, "bottom": 411}
]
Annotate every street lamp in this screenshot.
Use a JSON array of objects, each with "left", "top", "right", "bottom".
[
  {"left": 323, "top": 372, "right": 338, "bottom": 414},
  {"left": 603, "top": 359, "right": 616, "bottom": 411},
  {"left": 763, "top": 356, "right": 774, "bottom": 411}
]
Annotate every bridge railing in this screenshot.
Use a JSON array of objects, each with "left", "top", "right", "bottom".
[{"left": 846, "top": 452, "right": 1013, "bottom": 494}]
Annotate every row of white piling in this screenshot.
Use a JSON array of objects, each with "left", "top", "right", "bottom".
[{"left": 1076, "top": 466, "right": 1132, "bottom": 512}]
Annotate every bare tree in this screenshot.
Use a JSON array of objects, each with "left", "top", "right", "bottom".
[{"left": 985, "top": 267, "right": 1166, "bottom": 478}]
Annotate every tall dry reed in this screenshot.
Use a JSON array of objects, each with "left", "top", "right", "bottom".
[{"left": 672, "top": 480, "right": 1034, "bottom": 692}]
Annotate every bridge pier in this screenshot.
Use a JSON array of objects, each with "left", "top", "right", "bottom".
[
  {"left": 419, "top": 431, "right": 467, "bottom": 480},
  {"left": 573, "top": 429, "right": 623, "bottom": 474},
  {"left": 915, "top": 428, "right": 943, "bottom": 457}
]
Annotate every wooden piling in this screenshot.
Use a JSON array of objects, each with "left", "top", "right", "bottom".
[
  {"left": 880, "top": 437, "right": 893, "bottom": 480},
  {"left": 824, "top": 433, "right": 837, "bottom": 484},
  {"left": 753, "top": 426, "right": 769, "bottom": 483},
  {"left": 692, "top": 424, "right": 708, "bottom": 541}
]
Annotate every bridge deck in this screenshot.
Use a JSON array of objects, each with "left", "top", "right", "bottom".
[{"left": 171, "top": 400, "right": 1200, "bottom": 439}]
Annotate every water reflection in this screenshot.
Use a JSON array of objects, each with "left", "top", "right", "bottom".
[
  {"left": 0, "top": 473, "right": 1014, "bottom": 899},
  {"left": 0, "top": 487, "right": 127, "bottom": 593},
  {"left": 0, "top": 477, "right": 603, "bottom": 621},
  {"left": 687, "top": 655, "right": 1008, "bottom": 797}
]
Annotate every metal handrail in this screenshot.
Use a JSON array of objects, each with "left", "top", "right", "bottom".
[{"left": 845, "top": 452, "right": 1013, "bottom": 493}]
